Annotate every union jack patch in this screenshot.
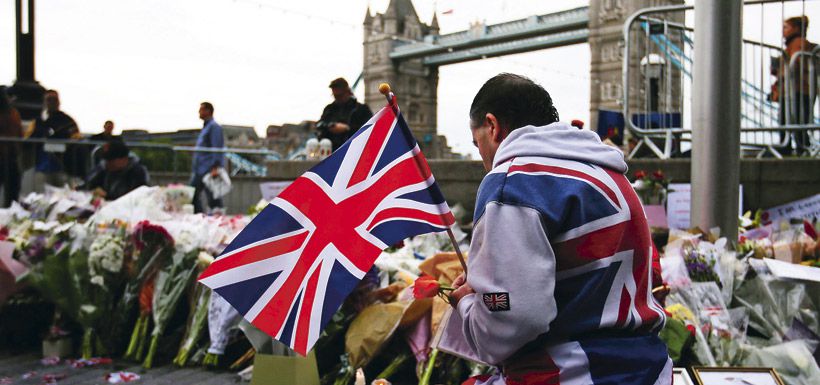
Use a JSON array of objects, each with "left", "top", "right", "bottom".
[{"left": 482, "top": 292, "right": 510, "bottom": 312}]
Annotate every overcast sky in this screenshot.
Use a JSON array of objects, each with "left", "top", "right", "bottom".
[{"left": 1, "top": 0, "right": 817, "bottom": 158}]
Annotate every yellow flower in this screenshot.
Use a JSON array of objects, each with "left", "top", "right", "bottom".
[{"left": 665, "top": 303, "right": 696, "bottom": 323}]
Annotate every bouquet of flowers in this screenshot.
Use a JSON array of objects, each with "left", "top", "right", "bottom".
[
  {"left": 631, "top": 169, "right": 669, "bottom": 205},
  {"left": 73, "top": 224, "right": 127, "bottom": 358},
  {"left": 123, "top": 221, "right": 175, "bottom": 361},
  {"left": 143, "top": 248, "right": 200, "bottom": 368},
  {"left": 173, "top": 252, "right": 214, "bottom": 367}
]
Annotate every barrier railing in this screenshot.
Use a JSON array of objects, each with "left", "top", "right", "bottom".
[
  {"left": 0, "top": 136, "right": 280, "bottom": 195},
  {"left": 622, "top": 0, "right": 819, "bottom": 159}
]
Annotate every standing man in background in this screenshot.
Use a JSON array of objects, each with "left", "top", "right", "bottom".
[
  {"left": 317, "top": 77, "right": 373, "bottom": 151},
  {"left": 0, "top": 89, "right": 22, "bottom": 207},
  {"left": 31, "top": 89, "right": 80, "bottom": 185},
  {"left": 191, "top": 102, "right": 225, "bottom": 213}
]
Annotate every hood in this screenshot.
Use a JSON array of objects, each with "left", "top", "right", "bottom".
[{"left": 493, "top": 122, "right": 628, "bottom": 173}]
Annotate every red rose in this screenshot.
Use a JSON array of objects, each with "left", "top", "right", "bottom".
[
  {"left": 635, "top": 170, "right": 647, "bottom": 179},
  {"left": 685, "top": 324, "right": 696, "bottom": 337},
  {"left": 413, "top": 276, "right": 441, "bottom": 299},
  {"left": 652, "top": 170, "right": 665, "bottom": 181}
]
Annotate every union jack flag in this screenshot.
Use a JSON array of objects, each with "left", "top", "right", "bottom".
[{"left": 198, "top": 106, "right": 455, "bottom": 355}]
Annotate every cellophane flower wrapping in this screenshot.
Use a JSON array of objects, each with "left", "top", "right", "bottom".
[{"left": 143, "top": 247, "right": 199, "bottom": 368}]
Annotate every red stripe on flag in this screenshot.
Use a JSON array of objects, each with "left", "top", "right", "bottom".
[
  {"left": 366, "top": 207, "right": 451, "bottom": 231},
  {"left": 294, "top": 261, "right": 322, "bottom": 354},
  {"left": 508, "top": 164, "right": 620, "bottom": 208},
  {"left": 348, "top": 110, "right": 396, "bottom": 188},
  {"left": 199, "top": 231, "right": 309, "bottom": 280}
]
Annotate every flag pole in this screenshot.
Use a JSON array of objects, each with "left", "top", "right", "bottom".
[{"left": 378, "top": 83, "right": 468, "bottom": 275}]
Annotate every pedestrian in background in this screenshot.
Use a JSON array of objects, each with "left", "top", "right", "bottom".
[
  {"left": 191, "top": 102, "right": 225, "bottom": 214},
  {"left": 0, "top": 89, "right": 22, "bottom": 207}
]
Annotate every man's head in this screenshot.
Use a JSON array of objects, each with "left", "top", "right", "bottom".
[
  {"left": 102, "top": 140, "right": 130, "bottom": 171},
  {"left": 784, "top": 16, "right": 809, "bottom": 39},
  {"left": 44, "top": 89, "right": 60, "bottom": 113},
  {"left": 103, "top": 120, "right": 114, "bottom": 135},
  {"left": 329, "top": 77, "right": 352, "bottom": 104},
  {"left": 469, "top": 73, "right": 559, "bottom": 171},
  {"left": 199, "top": 102, "right": 214, "bottom": 121}
]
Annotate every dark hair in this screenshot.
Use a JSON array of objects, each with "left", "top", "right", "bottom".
[
  {"left": 45, "top": 89, "right": 59, "bottom": 96},
  {"left": 786, "top": 15, "right": 809, "bottom": 36},
  {"left": 469, "top": 73, "right": 559, "bottom": 132},
  {"left": 329, "top": 77, "right": 349, "bottom": 89},
  {"left": 200, "top": 102, "right": 214, "bottom": 113},
  {"left": 102, "top": 140, "right": 130, "bottom": 160},
  {"left": 104, "top": 120, "right": 114, "bottom": 126}
]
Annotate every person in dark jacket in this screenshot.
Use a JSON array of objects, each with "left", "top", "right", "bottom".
[
  {"left": 30, "top": 89, "right": 85, "bottom": 183},
  {"left": 317, "top": 78, "right": 373, "bottom": 151},
  {"left": 82, "top": 140, "right": 149, "bottom": 201},
  {"left": 0, "top": 90, "right": 22, "bottom": 207}
]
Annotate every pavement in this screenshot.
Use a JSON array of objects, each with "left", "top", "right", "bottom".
[{"left": 0, "top": 353, "right": 242, "bottom": 385}]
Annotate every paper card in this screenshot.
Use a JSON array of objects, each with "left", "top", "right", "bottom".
[
  {"left": 763, "top": 258, "right": 820, "bottom": 283},
  {"left": 0, "top": 241, "right": 27, "bottom": 278},
  {"left": 250, "top": 351, "right": 319, "bottom": 385},
  {"left": 666, "top": 184, "right": 743, "bottom": 230},
  {"left": 431, "top": 307, "right": 490, "bottom": 366},
  {"left": 644, "top": 205, "right": 668, "bottom": 228},
  {"left": 761, "top": 193, "right": 820, "bottom": 225},
  {"left": 259, "top": 181, "right": 293, "bottom": 202}
]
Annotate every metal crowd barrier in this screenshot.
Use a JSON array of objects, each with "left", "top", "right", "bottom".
[
  {"left": 622, "top": 0, "right": 819, "bottom": 159},
  {"left": 0, "top": 136, "right": 281, "bottom": 199}
]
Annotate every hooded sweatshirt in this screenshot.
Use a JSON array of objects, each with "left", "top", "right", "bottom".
[{"left": 452, "top": 122, "right": 670, "bottom": 385}]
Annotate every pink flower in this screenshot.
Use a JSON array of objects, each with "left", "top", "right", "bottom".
[{"left": 635, "top": 170, "right": 647, "bottom": 179}]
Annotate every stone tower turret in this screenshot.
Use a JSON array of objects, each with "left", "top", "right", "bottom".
[{"left": 363, "top": 0, "right": 442, "bottom": 157}]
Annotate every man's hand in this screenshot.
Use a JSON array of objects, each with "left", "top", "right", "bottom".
[
  {"left": 449, "top": 273, "right": 475, "bottom": 307},
  {"left": 329, "top": 122, "right": 350, "bottom": 134}
]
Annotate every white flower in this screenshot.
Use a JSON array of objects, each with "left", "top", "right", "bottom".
[
  {"left": 91, "top": 275, "right": 105, "bottom": 287},
  {"left": 88, "top": 233, "right": 125, "bottom": 276},
  {"left": 80, "top": 304, "right": 97, "bottom": 314}
]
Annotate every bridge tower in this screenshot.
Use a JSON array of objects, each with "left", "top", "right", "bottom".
[
  {"left": 589, "top": 0, "right": 684, "bottom": 133},
  {"left": 363, "top": 0, "right": 447, "bottom": 158}
]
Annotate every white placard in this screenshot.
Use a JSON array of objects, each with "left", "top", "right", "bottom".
[
  {"left": 760, "top": 193, "right": 820, "bottom": 225},
  {"left": 259, "top": 181, "right": 293, "bottom": 202},
  {"left": 763, "top": 258, "right": 820, "bottom": 283},
  {"left": 666, "top": 183, "right": 743, "bottom": 230},
  {"left": 43, "top": 143, "right": 66, "bottom": 153}
]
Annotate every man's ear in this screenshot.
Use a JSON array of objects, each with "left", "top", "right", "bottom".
[{"left": 485, "top": 113, "right": 505, "bottom": 143}]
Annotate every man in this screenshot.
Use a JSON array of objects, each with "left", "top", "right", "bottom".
[
  {"left": 0, "top": 90, "right": 22, "bottom": 207},
  {"left": 449, "top": 74, "right": 670, "bottom": 385},
  {"left": 771, "top": 15, "right": 816, "bottom": 155},
  {"left": 82, "top": 140, "right": 148, "bottom": 201},
  {"left": 31, "top": 90, "right": 81, "bottom": 183},
  {"left": 91, "top": 120, "right": 116, "bottom": 142},
  {"left": 317, "top": 77, "right": 373, "bottom": 151},
  {"left": 91, "top": 121, "right": 120, "bottom": 166},
  {"left": 191, "top": 102, "right": 225, "bottom": 213}
]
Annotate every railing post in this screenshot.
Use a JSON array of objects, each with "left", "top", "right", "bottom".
[{"left": 691, "top": 0, "right": 742, "bottom": 243}]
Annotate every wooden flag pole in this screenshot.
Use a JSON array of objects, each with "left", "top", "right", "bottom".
[{"left": 378, "top": 83, "right": 468, "bottom": 275}]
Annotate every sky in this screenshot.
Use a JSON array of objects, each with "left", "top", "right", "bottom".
[{"left": 1, "top": 0, "right": 817, "bottom": 158}]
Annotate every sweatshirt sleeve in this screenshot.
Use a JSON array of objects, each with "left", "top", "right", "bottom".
[{"left": 457, "top": 202, "right": 557, "bottom": 365}]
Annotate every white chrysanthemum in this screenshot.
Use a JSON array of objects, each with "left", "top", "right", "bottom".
[
  {"left": 89, "top": 233, "right": 125, "bottom": 276},
  {"left": 80, "top": 304, "right": 97, "bottom": 314},
  {"left": 90, "top": 275, "right": 105, "bottom": 287}
]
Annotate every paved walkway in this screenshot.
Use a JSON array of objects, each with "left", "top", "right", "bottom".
[{"left": 0, "top": 353, "right": 241, "bottom": 385}]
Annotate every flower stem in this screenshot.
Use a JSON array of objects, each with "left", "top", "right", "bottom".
[
  {"left": 375, "top": 351, "right": 412, "bottom": 380},
  {"left": 135, "top": 315, "right": 150, "bottom": 360},
  {"left": 81, "top": 328, "right": 94, "bottom": 359},
  {"left": 418, "top": 348, "right": 439, "bottom": 385},
  {"left": 124, "top": 316, "right": 144, "bottom": 359},
  {"left": 142, "top": 334, "right": 159, "bottom": 369}
]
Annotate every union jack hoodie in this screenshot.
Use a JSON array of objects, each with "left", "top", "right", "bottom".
[{"left": 453, "top": 122, "right": 671, "bottom": 385}]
